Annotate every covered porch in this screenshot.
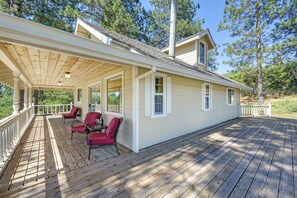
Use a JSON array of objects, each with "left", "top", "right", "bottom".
[{"left": 0, "top": 14, "right": 137, "bottom": 175}]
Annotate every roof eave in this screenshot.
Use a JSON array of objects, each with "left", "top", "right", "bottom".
[{"left": 0, "top": 13, "right": 249, "bottom": 90}]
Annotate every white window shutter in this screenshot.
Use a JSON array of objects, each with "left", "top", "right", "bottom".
[
  {"left": 167, "top": 77, "right": 172, "bottom": 114},
  {"left": 145, "top": 75, "right": 151, "bottom": 116},
  {"left": 210, "top": 85, "right": 213, "bottom": 109},
  {"left": 201, "top": 83, "right": 205, "bottom": 111}
]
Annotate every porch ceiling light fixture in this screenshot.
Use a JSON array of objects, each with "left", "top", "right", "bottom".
[
  {"left": 58, "top": 81, "right": 62, "bottom": 86},
  {"left": 65, "top": 72, "right": 71, "bottom": 78}
]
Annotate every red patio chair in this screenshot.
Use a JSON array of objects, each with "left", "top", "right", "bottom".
[
  {"left": 71, "top": 112, "right": 101, "bottom": 139},
  {"left": 87, "top": 117, "right": 123, "bottom": 159},
  {"left": 62, "top": 106, "right": 79, "bottom": 123}
]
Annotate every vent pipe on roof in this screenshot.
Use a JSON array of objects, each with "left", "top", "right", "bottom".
[{"left": 169, "top": 0, "right": 177, "bottom": 59}]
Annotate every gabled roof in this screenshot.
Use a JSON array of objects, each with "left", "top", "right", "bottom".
[
  {"left": 162, "top": 29, "right": 216, "bottom": 51},
  {"left": 75, "top": 19, "right": 250, "bottom": 90},
  {"left": 0, "top": 13, "right": 251, "bottom": 90}
]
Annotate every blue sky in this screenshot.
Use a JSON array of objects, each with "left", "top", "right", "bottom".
[{"left": 140, "top": 0, "right": 233, "bottom": 74}]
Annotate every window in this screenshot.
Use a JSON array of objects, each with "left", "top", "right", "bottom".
[
  {"left": 199, "top": 42, "right": 205, "bottom": 64},
  {"left": 106, "top": 73, "right": 123, "bottom": 115},
  {"left": 226, "top": 88, "right": 235, "bottom": 105},
  {"left": 77, "top": 89, "right": 82, "bottom": 102},
  {"left": 89, "top": 82, "right": 101, "bottom": 112},
  {"left": 151, "top": 74, "right": 167, "bottom": 117},
  {"left": 154, "top": 76, "right": 164, "bottom": 115},
  {"left": 202, "top": 83, "right": 212, "bottom": 111}
]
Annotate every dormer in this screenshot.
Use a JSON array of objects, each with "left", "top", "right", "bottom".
[{"left": 162, "top": 29, "right": 215, "bottom": 71}]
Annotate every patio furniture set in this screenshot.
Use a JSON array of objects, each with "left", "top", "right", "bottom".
[{"left": 62, "top": 107, "right": 123, "bottom": 159}]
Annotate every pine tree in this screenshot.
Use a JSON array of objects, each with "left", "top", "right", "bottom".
[
  {"left": 0, "top": 0, "right": 80, "bottom": 32},
  {"left": 219, "top": 0, "right": 276, "bottom": 104},
  {"left": 148, "top": 0, "right": 203, "bottom": 48},
  {"left": 219, "top": 0, "right": 297, "bottom": 104},
  {"left": 270, "top": 0, "right": 297, "bottom": 61}
]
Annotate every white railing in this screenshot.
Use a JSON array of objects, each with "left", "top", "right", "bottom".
[
  {"left": 239, "top": 103, "right": 272, "bottom": 117},
  {"left": 91, "top": 104, "right": 101, "bottom": 112},
  {"left": 107, "top": 105, "right": 122, "bottom": 113},
  {"left": 34, "top": 103, "right": 73, "bottom": 115},
  {"left": 0, "top": 106, "right": 35, "bottom": 171}
]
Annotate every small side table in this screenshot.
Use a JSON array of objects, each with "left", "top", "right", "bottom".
[{"left": 87, "top": 124, "right": 108, "bottom": 133}]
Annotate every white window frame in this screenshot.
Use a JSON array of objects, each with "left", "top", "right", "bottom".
[
  {"left": 88, "top": 81, "right": 102, "bottom": 113},
  {"left": 226, "top": 88, "right": 235, "bottom": 105},
  {"left": 105, "top": 71, "right": 124, "bottom": 117},
  {"left": 202, "top": 82, "right": 212, "bottom": 111},
  {"left": 77, "top": 87, "right": 82, "bottom": 103},
  {"left": 151, "top": 73, "right": 167, "bottom": 118},
  {"left": 199, "top": 40, "right": 206, "bottom": 65}
]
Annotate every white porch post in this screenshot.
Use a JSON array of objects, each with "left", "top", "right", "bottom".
[
  {"left": 23, "top": 82, "right": 28, "bottom": 109},
  {"left": 28, "top": 85, "right": 32, "bottom": 107},
  {"left": 13, "top": 72, "right": 20, "bottom": 114}
]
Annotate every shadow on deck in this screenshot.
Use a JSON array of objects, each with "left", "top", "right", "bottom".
[{"left": 0, "top": 116, "right": 296, "bottom": 197}]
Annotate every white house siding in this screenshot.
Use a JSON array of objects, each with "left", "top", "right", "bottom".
[
  {"left": 175, "top": 41, "right": 196, "bottom": 66},
  {"left": 74, "top": 66, "right": 133, "bottom": 149},
  {"left": 139, "top": 72, "right": 240, "bottom": 149}
]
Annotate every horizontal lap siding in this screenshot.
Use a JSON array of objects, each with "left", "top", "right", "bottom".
[
  {"left": 74, "top": 66, "right": 133, "bottom": 149},
  {"left": 139, "top": 73, "right": 239, "bottom": 149},
  {"left": 176, "top": 41, "right": 196, "bottom": 66}
]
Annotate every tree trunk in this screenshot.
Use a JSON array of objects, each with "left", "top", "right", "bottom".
[{"left": 256, "top": 0, "right": 264, "bottom": 105}]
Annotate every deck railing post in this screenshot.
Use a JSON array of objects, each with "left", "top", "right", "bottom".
[
  {"left": 268, "top": 103, "right": 272, "bottom": 117},
  {"left": 238, "top": 103, "right": 242, "bottom": 117}
]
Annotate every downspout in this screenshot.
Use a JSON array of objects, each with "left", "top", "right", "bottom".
[
  {"left": 132, "top": 66, "right": 156, "bottom": 153},
  {"left": 168, "top": 0, "right": 177, "bottom": 59}
]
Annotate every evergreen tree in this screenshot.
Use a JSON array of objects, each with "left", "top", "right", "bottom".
[
  {"left": 219, "top": 0, "right": 275, "bottom": 104},
  {"left": 148, "top": 0, "right": 204, "bottom": 48},
  {"left": 0, "top": 0, "right": 80, "bottom": 32},
  {"left": 219, "top": 0, "right": 297, "bottom": 104},
  {"left": 270, "top": 0, "right": 297, "bottom": 61},
  {"left": 208, "top": 46, "right": 219, "bottom": 71}
]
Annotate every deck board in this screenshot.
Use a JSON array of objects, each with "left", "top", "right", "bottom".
[
  {"left": 0, "top": 117, "right": 296, "bottom": 198},
  {"left": 0, "top": 115, "right": 130, "bottom": 193}
]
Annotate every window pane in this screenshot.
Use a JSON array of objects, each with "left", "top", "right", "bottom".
[
  {"left": 155, "top": 95, "right": 163, "bottom": 114},
  {"left": 90, "top": 86, "right": 100, "bottom": 112},
  {"left": 155, "top": 77, "right": 163, "bottom": 93},
  {"left": 107, "top": 75, "right": 122, "bottom": 113},
  {"left": 228, "top": 89, "right": 235, "bottom": 104},
  {"left": 200, "top": 42, "right": 205, "bottom": 64},
  {"left": 205, "top": 97, "right": 209, "bottom": 109},
  {"left": 205, "top": 85, "right": 209, "bottom": 96},
  {"left": 231, "top": 90, "right": 235, "bottom": 104}
]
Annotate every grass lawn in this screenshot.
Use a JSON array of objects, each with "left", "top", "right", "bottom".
[{"left": 241, "top": 94, "right": 297, "bottom": 119}]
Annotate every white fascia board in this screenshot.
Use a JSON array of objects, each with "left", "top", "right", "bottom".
[
  {"left": 200, "top": 29, "right": 215, "bottom": 49},
  {"left": 0, "top": 13, "right": 251, "bottom": 91},
  {"left": 76, "top": 19, "right": 112, "bottom": 45},
  {"left": 162, "top": 29, "right": 216, "bottom": 52},
  {"left": 161, "top": 35, "right": 200, "bottom": 52}
]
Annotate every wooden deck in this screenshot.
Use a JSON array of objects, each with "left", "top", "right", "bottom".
[
  {"left": 0, "top": 116, "right": 296, "bottom": 197},
  {"left": 0, "top": 115, "right": 130, "bottom": 192}
]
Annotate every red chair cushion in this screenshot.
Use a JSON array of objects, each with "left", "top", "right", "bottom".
[
  {"left": 84, "top": 112, "right": 101, "bottom": 126},
  {"left": 71, "top": 125, "right": 86, "bottom": 133},
  {"left": 106, "top": 118, "right": 120, "bottom": 138},
  {"left": 63, "top": 113, "right": 76, "bottom": 119},
  {"left": 87, "top": 133, "right": 114, "bottom": 145},
  {"left": 70, "top": 107, "right": 79, "bottom": 115}
]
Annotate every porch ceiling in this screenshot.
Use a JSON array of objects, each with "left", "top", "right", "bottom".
[{"left": 0, "top": 42, "right": 122, "bottom": 90}]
